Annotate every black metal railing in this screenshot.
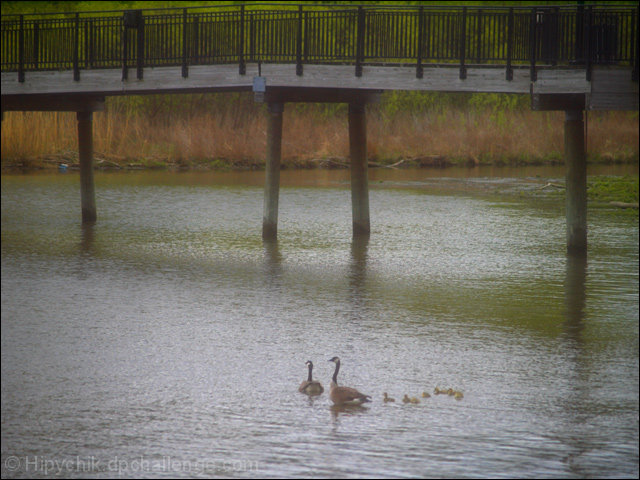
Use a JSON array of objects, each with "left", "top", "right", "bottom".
[{"left": 1, "top": 3, "right": 638, "bottom": 83}]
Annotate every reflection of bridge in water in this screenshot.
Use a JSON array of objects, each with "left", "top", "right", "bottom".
[{"left": 2, "top": 4, "right": 638, "bottom": 254}]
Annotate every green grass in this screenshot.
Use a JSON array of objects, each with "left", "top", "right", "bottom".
[{"left": 588, "top": 175, "right": 639, "bottom": 205}]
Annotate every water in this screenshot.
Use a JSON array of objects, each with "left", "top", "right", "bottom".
[{"left": 2, "top": 167, "right": 638, "bottom": 478}]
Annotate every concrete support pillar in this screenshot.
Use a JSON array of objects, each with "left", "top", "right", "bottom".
[
  {"left": 77, "top": 111, "right": 97, "bottom": 224},
  {"left": 348, "top": 103, "right": 370, "bottom": 236},
  {"left": 564, "top": 110, "right": 587, "bottom": 255},
  {"left": 262, "top": 102, "right": 284, "bottom": 240}
]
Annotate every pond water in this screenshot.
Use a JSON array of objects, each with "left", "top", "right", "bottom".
[{"left": 1, "top": 166, "right": 638, "bottom": 478}]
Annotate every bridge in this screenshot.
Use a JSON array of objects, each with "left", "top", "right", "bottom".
[{"left": 2, "top": 3, "right": 638, "bottom": 255}]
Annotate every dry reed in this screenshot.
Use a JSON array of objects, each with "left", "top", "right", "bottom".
[{"left": 1, "top": 106, "right": 637, "bottom": 169}]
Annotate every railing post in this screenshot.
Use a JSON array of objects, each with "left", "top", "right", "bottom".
[
  {"left": 182, "top": 8, "right": 188, "bottom": 78},
  {"left": 83, "top": 20, "right": 89, "bottom": 69},
  {"left": 122, "top": 15, "right": 128, "bottom": 81},
  {"left": 634, "top": 5, "right": 639, "bottom": 82},
  {"left": 137, "top": 11, "right": 144, "bottom": 79},
  {"left": 576, "top": 5, "right": 584, "bottom": 63},
  {"left": 33, "top": 21, "right": 39, "bottom": 70},
  {"left": 585, "top": 6, "right": 592, "bottom": 82},
  {"left": 249, "top": 10, "right": 255, "bottom": 62},
  {"left": 87, "top": 20, "right": 94, "bottom": 69},
  {"left": 551, "top": 7, "right": 559, "bottom": 66},
  {"left": 476, "top": 8, "right": 482, "bottom": 64},
  {"left": 303, "top": 10, "right": 309, "bottom": 62},
  {"left": 416, "top": 6, "right": 424, "bottom": 79},
  {"left": 355, "top": 6, "right": 364, "bottom": 77},
  {"left": 192, "top": 16, "right": 199, "bottom": 65},
  {"left": 18, "top": 15, "right": 24, "bottom": 82},
  {"left": 74, "top": 13, "right": 80, "bottom": 81},
  {"left": 460, "top": 6, "right": 467, "bottom": 79},
  {"left": 530, "top": 7, "right": 537, "bottom": 82},
  {"left": 506, "top": 7, "right": 513, "bottom": 81},
  {"left": 296, "top": 5, "right": 303, "bottom": 76},
  {"left": 238, "top": 5, "right": 246, "bottom": 75}
]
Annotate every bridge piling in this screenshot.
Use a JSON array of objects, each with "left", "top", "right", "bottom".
[
  {"left": 348, "top": 103, "right": 370, "bottom": 237},
  {"left": 564, "top": 110, "right": 587, "bottom": 255},
  {"left": 262, "top": 102, "right": 284, "bottom": 240},
  {"left": 77, "top": 110, "right": 97, "bottom": 224}
]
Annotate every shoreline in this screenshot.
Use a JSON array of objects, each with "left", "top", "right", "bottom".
[{"left": 2, "top": 151, "right": 638, "bottom": 174}]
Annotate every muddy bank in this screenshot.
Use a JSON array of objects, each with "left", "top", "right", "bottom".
[{"left": 2, "top": 149, "right": 635, "bottom": 173}]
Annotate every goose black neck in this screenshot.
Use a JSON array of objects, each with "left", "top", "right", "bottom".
[
  {"left": 307, "top": 362, "right": 313, "bottom": 382},
  {"left": 332, "top": 360, "right": 340, "bottom": 384}
]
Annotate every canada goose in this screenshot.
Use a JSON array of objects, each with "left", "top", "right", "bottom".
[
  {"left": 383, "top": 392, "right": 395, "bottom": 403},
  {"left": 454, "top": 391, "right": 464, "bottom": 400},
  {"left": 298, "top": 360, "right": 324, "bottom": 395},
  {"left": 421, "top": 391, "right": 431, "bottom": 398},
  {"left": 327, "top": 357, "right": 371, "bottom": 405},
  {"left": 402, "top": 394, "right": 411, "bottom": 404}
]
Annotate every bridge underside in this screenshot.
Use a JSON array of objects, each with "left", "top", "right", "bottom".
[
  {"left": 1, "top": 63, "right": 636, "bottom": 256},
  {"left": 1, "top": 64, "right": 638, "bottom": 112}
]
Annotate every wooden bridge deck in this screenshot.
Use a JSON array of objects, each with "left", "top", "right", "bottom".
[{"left": 3, "top": 63, "right": 637, "bottom": 111}]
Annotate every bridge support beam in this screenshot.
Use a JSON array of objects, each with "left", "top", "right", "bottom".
[
  {"left": 77, "top": 111, "right": 97, "bottom": 224},
  {"left": 348, "top": 103, "right": 370, "bottom": 236},
  {"left": 263, "top": 102, "right": 284, "bottom": 240},
  {"left": 564, "top": 110, "right": 587, "bottom": 255}
]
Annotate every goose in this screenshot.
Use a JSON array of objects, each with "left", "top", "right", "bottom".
[
  {"left": 383, "top": 392, "right": 395, "bottom": 403},
  {"left": 421, "top": 391, "right": 431, "bottom": 398},
  {"left": 402, "top": 394, "right": 411, "bottom": 404},
  {"left": 298, "top": 360, "right": 324, "bottom": 395},
  {"left": 327, "top": 357, "right": 371, "bottom": 405}
]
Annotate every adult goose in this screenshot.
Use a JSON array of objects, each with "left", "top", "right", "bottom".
[
  {"left": 328, "top": 356, "right": 371, "bottom": 405},
  {"left": 298, "top": 360, "right": 324, "bottom": 395}
]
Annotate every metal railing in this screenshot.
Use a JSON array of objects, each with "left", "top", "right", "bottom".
[{"left": 1, "top": 3, "right": 638, "bottom": 83}]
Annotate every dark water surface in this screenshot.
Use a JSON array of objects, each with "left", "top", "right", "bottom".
[{"left": 1, "top": 166, "right": 638, "bottom": 478}]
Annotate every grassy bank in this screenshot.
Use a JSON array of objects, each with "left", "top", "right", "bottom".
[
  {"left": 530, "top": 175, "right": 639, "bottom": 215},
  {"left": 1, "top": 92, "right": 638, "bottom": 171}
]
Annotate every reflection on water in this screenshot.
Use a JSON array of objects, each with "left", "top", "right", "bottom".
[
  {"left": 564, "top": 255, "right": 587, "bottom": 343},
  {"left": 330, "top": 404, "right": 370, "bottom": 421},
  {"left": 80, "top": 223, "right": 96, "bottom": 254},
  {"left": 1, "top": 168, "right": 638, "bottom": 479}
]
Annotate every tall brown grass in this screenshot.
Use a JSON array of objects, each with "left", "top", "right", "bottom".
[{"left": 1, "top": 102, "right": 637, "bottom": 169}]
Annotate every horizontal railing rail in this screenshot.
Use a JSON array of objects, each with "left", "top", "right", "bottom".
[{"left": 1, "top": 4, "right": 638, "bottom": 83}]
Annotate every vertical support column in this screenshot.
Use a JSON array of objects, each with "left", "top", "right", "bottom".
[
  {"left": 348, "top": 103, "right": 370, "bottom": 236},
  {"left": 565, "top": 110, "right": 587, "bottom": 255},
  {"left": 262, "top": 102, "right": 284, "bottom": 240},
  {"left": 77, "top": 111, "right": 97, "bottom": 224}
]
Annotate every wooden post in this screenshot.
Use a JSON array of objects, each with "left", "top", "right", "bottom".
[
  {"left": 77, "top": 111, "right": 97, "bottom": 224},
  {"left": 263, "top": 102, "right": 283, "bottom": 240},
  {"left": 565, "top": 110, "right": 587, "bottom": 255},
  {"left": 348, "top": 103, "right": 370, "bottom": 236}
]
